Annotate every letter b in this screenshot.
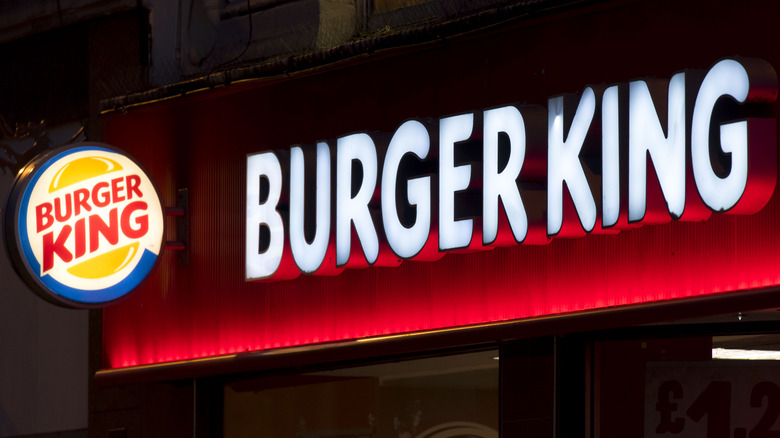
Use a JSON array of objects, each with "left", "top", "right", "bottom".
[{"left": 246, "top": 152, "right": 286, "bottom": 280}]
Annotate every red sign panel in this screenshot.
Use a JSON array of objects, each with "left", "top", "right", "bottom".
[{"left": 101, "top": 0, "right": 780, "bottom": 369}]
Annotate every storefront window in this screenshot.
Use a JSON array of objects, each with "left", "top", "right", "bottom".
[
  {"left": 224, "top": 350, "right": 499, "bottom": 438},
  {"left": 594, "top": 328, "right": 780, "bottom": 438}
]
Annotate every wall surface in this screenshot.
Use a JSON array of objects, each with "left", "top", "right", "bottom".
[
  {"left": 0, "top": 136, "right": 88, "bottom": 437},
  {"left": 0, "top": 7, "right": 147, "bottom": 437}
]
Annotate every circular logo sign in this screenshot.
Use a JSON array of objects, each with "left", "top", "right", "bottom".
[{"left": 4, "top": 143, "right": 164, "bottom": 307}]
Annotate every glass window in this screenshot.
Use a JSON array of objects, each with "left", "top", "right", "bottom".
[
  {"left": 593, "top": 324, "right": 780, "bottom": 437},
  {"left": 224, "top": 350, "right": 499, "bottom": 438}
]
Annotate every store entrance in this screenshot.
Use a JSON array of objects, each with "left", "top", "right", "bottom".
[{"left": 218, "top": 311, "right": 780, "bottom": 438}]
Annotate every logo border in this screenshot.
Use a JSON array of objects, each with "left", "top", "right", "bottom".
[{"left": 3, "top": 143, "right": 165, "bottom": 308}]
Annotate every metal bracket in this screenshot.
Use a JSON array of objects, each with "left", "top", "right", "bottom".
[{"left": 165, "top": 188, "right": 189, "bottom": 265}]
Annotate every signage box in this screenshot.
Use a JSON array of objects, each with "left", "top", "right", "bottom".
[{"left": 100, "top": 0, "right": 780, "bottom": 370}]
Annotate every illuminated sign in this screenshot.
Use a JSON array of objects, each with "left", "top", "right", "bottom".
[
  {"left": 4, "top": 143, "right": 164, "bottom": 307},
  {"left": 247, "top": 58, "right": 778, "bottom": 281}
]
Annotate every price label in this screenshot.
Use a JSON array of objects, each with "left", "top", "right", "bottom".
[{"left": 645, "top": 362, "right": 780, "bottom": 438}]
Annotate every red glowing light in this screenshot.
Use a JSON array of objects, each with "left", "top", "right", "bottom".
[
  {"left": 99, "top": 37, "right": 780, "bottom": 370},
  {"left": 102, "top": 206, "right": 780, "bottom": 369}
]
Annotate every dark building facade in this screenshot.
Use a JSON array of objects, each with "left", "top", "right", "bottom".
[{"left": 4, "top": 0, "right": 780, "bottom": 437}]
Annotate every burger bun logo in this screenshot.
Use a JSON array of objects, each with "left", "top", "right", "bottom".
[{"left": 4, "top": 143, "right": 164, "bottom": 308}]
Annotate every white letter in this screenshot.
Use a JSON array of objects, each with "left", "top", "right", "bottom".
[
  {"left": 628, "top": 73, "right": 686, "bottom": 221},
  {"left": 439, "top": 113, "right": 474, "bottom": 251},
  {"left": 290, "top": 143, "right": 331, "bottom": 273},
  {"left": 547, "top": 88, "right": 597, "bottom": 235},
  {"left": 692, "top": 59, "right": 750, "bottom": 212},
  {"left": 382, "top": 120, "right": 431, "bottom": 258},
  {"left": 336, "top": 133, "right": 379, "bottom": 266},
  {"left": 246, "top": 152, "right": 284, "bottom": 280},
  {"left": 483, "top": 106, "right": 527, "bottom": 245},
  {"left": 602, "top": 86, "right": 620, "bottom": 228}
]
